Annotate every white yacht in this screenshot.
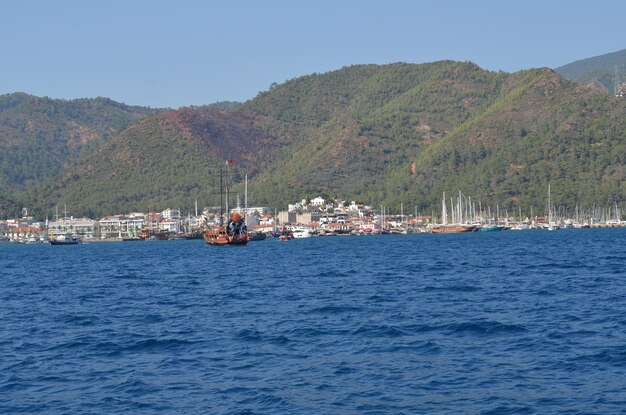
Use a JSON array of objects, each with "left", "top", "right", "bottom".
[{"left": 291, "top": 226, "right": 312, "bottom": 238}]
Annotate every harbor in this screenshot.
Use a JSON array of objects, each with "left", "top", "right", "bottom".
[{"left": 2, "top": 193, "right": 624, "bottom": 244}]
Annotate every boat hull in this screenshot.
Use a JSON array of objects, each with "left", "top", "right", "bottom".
[
  {"left": 248, "top": 232, "right": 267, "bottom": 241},
  {"left": 479, "top": 225, "right": 506, "bottom": 232},
  {"left": 50, "top": 239, "right": 79, "bottom": 245},
  {"left": 431, "top": 225, "right": 477, "bottom": 234},
  {"left": 204, "top": 226, "right": 249, "bottom": 245},
  {"left": 49, "top": 233, "right": 79, "bottom": 244}
]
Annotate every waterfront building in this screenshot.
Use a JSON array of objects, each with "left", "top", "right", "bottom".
[
  {"left": 319, "top": 212, "right": 348, "bottom": 224},
  {"left": 356, "top": 221, "right": 379, "bottom": 233},
  {"left": 4, "top": 226, "right": 45, "bottom": 242},
  {"left": 237, "top": 206, "right": 271, "bottom": 216},
  {"left": 48, "top": 217, "right": 96, "bottom": 238},
  {"left": 159, "top": 219, "right": 179, "bottom": 233},
  {"left": 161, "top": 208, "right": 181, "bottom": 220},
  {"left": 278, "top": 211, "right": 297, "bottom": 225},
  {"left": 319, "top": 222, "right": 353, "bottom": 234},
  {"left": 296, "top": 212, "right": 321, "bottom": 224},
  {"left": 98, "top": 215, "right": 143, "bottom": 238}
]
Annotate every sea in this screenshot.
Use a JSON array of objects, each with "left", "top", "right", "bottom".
[{"left": 1, "top": 228, "right": 626, "bottom": 414}]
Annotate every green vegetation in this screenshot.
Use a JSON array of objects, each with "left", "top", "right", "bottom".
[
  {"left": 0, "top": 93, "right": 155, "bottom": 194},
  {"left": 3, "top": 60, "right": 626, "bottom": 219},
  {"left": 12, "top": 108, "right": 276, "bottom": 218}
]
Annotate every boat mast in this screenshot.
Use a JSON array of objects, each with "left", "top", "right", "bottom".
[
  {"left": 548, "top": 183, "right": 552, "bottom": 224},
  {"left": 219, "top": 167, "right": 224, "bottom": 226},
  {"left": 244, "top": 174, "right": 248, "bottom": 219},
  {"left": 224, "top": 162, "right": 231, "bottom": 223},
  {"left": 442, "top": 191, "right": 447, "bottom": 225}
]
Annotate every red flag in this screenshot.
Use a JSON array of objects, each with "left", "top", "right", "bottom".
[{"left": 226, "top": 159, "right": 235, "bottom": 166}]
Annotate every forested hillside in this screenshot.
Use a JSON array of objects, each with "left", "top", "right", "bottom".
[
  {"left": 242, "top": 62, "right": 508, "bottom": 206},
  {"left": 399, "top": 69, "right": 626, "bottom": 213},
  {"left": 16, "top": 107, "right": 276, "bottom": 217},
  {"left": 0, "top": 93, "right": 155, "bottom": 194},
  {"left": 4, "top": 60, "right": 626, "bottom": 219}
]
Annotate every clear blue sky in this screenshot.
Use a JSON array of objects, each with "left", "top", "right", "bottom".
[{"left": 2, "top": 0, "right": 624, "bottom": 108}]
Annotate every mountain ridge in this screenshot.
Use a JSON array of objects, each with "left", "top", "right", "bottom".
[
  {"left": 3, "top": 55, "right": 626, "bottom": 219},
  {"left": 555, "top": 48, "right": 626, "bottom": 95}
]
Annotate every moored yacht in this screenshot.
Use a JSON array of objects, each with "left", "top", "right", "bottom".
[
  {"left": 49, "top": 233, "right": 79, "bottom": 245},
  {"left": 291, "top": 226, "right": 312, "bottom": 238}
]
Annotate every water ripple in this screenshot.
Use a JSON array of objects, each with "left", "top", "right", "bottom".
[{"left": 1, "top": 229, "right": 626, "bottom": 413}]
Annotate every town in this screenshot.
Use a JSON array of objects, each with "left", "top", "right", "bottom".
[{"left": 1, "top": 193, "right": 625, "bottom": 244}]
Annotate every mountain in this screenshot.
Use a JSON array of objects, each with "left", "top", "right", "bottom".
[
  {"left": 242, "top": 61, "right": 508, "bottom": 206},
  {"left": 0, "top": 93, "right": 156, "bottom": 194},
  {"left": 245, "top": 62, "right": 626, "bottom": 215},
  {"left": 404, "top": 68, "right": 626, "bottom": 213},
  {"left": 16, "top": 106, "right": 276, "bottom": 217},
  {"left": 5, "top": 60, "right": 626, "bottom": 219},
  {"left": 555, "top": 49, "right": 626, "bottom": 95}
]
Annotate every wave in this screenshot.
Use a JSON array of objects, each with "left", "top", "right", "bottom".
[
  {"left": 352, "top": 324, "right": 411, "bottom": 338},
  {"left": 309, "top": 305, "right": 363, "bottom": 314},
  {"left": 123, "top": 338, "right": 199, "bottom": 352},
  {"left": 480, "top": 404, "right": 534, "bottom": 414},
  {"left": 423, "top": 284, "right": 481, "bottom": 292},
  {"left": 234, "top": 329, "right": 292, "bottom": 345},
  {"left": 238, "top": 392, "right": 288, "bottom": 407},
  {"left": 443, "top": 321, "right": 527, "bottom": 336},
  {"left": 87, "top": 338, "right": 201, "bottom": 356},
  {"left": 378, "top": 340, "right": 442, "bottom": 354},
  {"left": 575, "top": 347, "right": 626, "bottom": 366},
  {"left": 235, "top": 328, "right": 263, "bottom": 342},
  {"left": 349, "top": 320, "right": 527, "bottom": 341},
  {"left": 60, "top": 314, "right": 100, "bottom": 326},
  {"left": 315, "top": 270, "right": 351, "bottom": 278}
]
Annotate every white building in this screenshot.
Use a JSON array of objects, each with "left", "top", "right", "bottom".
[
  {"left": 98, "top": 215, "right": 144, "bottom": 238},
  {"left": 288, "top": 202, "right": 303, "bottom": 212},
  {"left": 230, "top": 206, "right": 271, "bottom": 217},
  {"left": 49, "top": 217, "right": 97, "bottom": 238},
  {"left": 159, "top": 220, "right": 179, "bottom": 233},
  {"left": 162, "top": 208, "right": 181, "bottom": 220}
]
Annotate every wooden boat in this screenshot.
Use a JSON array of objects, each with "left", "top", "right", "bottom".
[
  {"left": 431, "top": 225, "right": 477, "bottom": 234},
  {"left": 183, "top": 230, "right": 204, "bottom": 239},
  {"left": 139, "top": 229, "right": 170, "bottom": 240},
  {"left": 279, "top": 227, "right": 294, "bottom": 240},
  {"left": 432, "top": 191, "right": 477, "bottom": 234},
  {"left": 203, "top": 162, "right": 249, "bottom": 246},
  {"left": 204, "top": 225, "right": 248, "bottom": 245}
]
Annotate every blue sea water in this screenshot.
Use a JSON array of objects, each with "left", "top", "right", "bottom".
[{"left": 1, "top": 229, "right": 626, "bottom": 414}]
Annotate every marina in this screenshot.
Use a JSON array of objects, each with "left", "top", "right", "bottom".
[{"left": 1, "top": 198, "right": 624, "bottom": 244}]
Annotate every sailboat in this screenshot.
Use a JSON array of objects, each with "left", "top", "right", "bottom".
[
  {"left": 431, "top": 191, "right": 477, "bottom": 233},
  {"left": 546, "top": 183, "right": 558, "bottom": 231},
  {"left": 204, "top": 161, "right": 249, "bottom": 246}
]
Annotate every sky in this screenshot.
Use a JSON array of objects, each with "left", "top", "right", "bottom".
[{"left": 2, "top": 0, "right": 625, "bottom": 108}]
